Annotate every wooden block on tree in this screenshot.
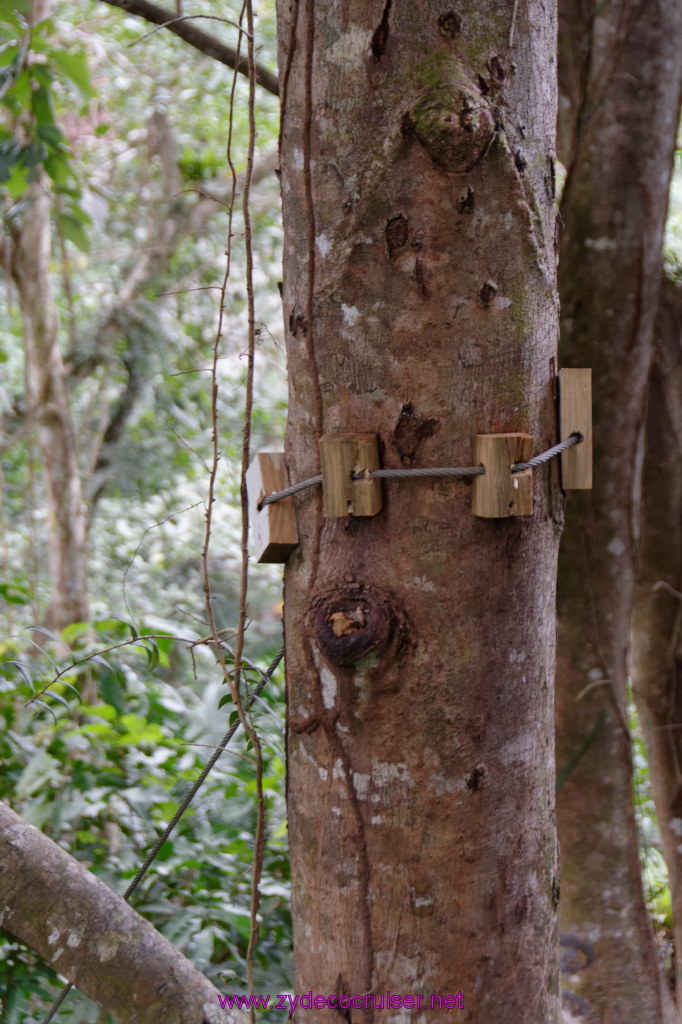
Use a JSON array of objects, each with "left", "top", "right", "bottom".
[
  {"left": 318, "top": 433, "right": 382, "bottom": 517},
  {"left": 246, "top": 453, "right": 299, "bottom": 563},
  {"left": 559, "top": 368, "right": 592, "bottom": 489},
  {"left": 472, "top": 433, "right": 534, "bottom": 518}
]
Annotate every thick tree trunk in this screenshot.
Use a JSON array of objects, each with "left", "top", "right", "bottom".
[
  {"left": 0, "top": 802, "right": 242, "bottom": 1024},
  {"left": 555, "top": 1, "right": 682, "bottom": 1020},
  {"left": 278, "top": 2, "right": 560, "bottom": 1019},
  {"left": 632, "top": 278, "right": 682, "bottom": 1009},
  {"left": 10, "top": 184, "right": 89, "bottom": 629}
]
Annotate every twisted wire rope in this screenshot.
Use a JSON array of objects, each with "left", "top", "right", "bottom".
[{"left": 258, "top": 433, "right": 583, "bottom": 508}]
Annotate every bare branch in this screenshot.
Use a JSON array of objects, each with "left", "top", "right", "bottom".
[{"left": 99, "top": 0, "right": 280, "bottom": 97}]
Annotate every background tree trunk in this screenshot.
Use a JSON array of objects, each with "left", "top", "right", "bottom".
[
  {"left": 632, "top": 277, "right": 682, "bottom": 1009},
  {"left": 278, "top": 1, "right": 561, "bottom": 1018},
  {"left": 555, "top": 0, "right": 682, "bottom": 1019},
  {"left": 10, "top": 184, "right": 89, "bottom": 630}
]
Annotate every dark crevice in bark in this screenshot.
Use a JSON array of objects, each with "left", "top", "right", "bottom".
[
  {"left": 302, "top": 0, "right": 323, "bottom": 436},
  {"left": 437, "top": 10, "right": 462, "bottom": 40},
  {"left": 391, "top": 404, "right": 439, "bottom": 465},
  {"left": 333, "top": 730, "right": 375, "bottom": 1017},
  {"left": 277, "top": 0, "right": 299, "bottom": 157},
  {"left": 371, "top": 0, "right": 392, "bottom": 60},
  {"left": 385, "top": 214, "right": 408, "bottom": 259}
]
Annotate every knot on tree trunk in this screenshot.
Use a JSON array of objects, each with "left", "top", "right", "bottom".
[
  {"left": 409, "top": 59, "right": 495, "bottom": 172},
  {"left": 311, "top": 585, "right": 398, "bottom": 666}
]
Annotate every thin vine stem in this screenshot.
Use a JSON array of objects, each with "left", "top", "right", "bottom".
[
  {"left": 38, "top": 7, "right": 267, "bottom": 1023},
  {"left": 239, "top": 2, "right": 267, "bottom": 1010},
  {"left": 199, "top": 0, "right": 266, "bottom": 1013}
]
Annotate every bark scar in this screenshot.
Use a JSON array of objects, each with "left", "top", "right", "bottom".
[{"left": 371, "top": 0, "right": 392, "bottom": 60}]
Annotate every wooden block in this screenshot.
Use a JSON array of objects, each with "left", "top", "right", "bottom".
[
  {"left": 246, "top": 453, "right": 299, "bottom": 563},
  {"left": 559, "top": 368, "right": 592, "bottom": 489},
  {"left": 471, "top": 434, "right": 534, "bottom": 518},
  {"left": 318, "top": 433, "right": 382, "bottom": 517}
]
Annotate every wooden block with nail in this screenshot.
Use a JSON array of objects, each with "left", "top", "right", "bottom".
[
  {"left": 471, "top": 433, "right": 534, "bottom": 518},
  {"left": 318, "top": 433, "right": 382, "bottom": 517},
  {"left": 559, "top": 368, "right": 592, "bottom": 489},
  {"left": 246, "top": 453, "right": 299, "bottom": 563}
]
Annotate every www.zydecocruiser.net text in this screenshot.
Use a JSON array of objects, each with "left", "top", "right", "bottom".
[{"left": 217, "top": 991, "right": 465, "bottom": 1014}]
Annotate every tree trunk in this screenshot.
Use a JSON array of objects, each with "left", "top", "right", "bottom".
[
  {"left": 555, "top": 0, "right": 682, "bottom": 1019},
  {"left": 278, "top": 2, "right": 561, "bottom": 1018},
  {"left": 10, "top": 183, "right": 89, "bottom": 630},
  {"left": 632, "top": 277, "right": 682, "bottom": 1009}
]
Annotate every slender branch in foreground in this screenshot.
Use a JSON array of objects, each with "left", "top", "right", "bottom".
[
  {"left": 238, "top": 2, "right": 266, "bottom": 1010},
  {"left": 99, "top": 0, "right": 280, "bottom": 97}
]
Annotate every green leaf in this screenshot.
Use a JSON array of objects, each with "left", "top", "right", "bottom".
[
  {"left": 0, "top": 137, "right": 21, "bottom": 181},
  {"left": 3, "top": 159, "right": 28, "bottom": 196},
  {"left": 140, "top": 640, "right": 160, "bottom": 671},
  {"left": 0, "top": 580, "right": 31, "bottom": 604},
  {"left": 16, "top": 750, "right": 60, "bottom": 797},
  {"left": 36, "top": 123, "right": 63, "bottom": 148},
  {"left": 95, "top": 618, "right": 132, "bottom": 638},
  {"left": 5, "top": 660, "right": 33, "bottom": 687},
  {"left": 98, "top": 668, "right": 126, "bottom": 714},
  {"left": 29, "top": 699, "right": 58, "bottom": 723},
  {"left": 27, "top": 624, "right": 63, "bottom": 644},
  {"left": 0, "top": 50, "right": 20, "bottom": 99},
  {"left": 156, "top": 634, "right": 174, "bottom": 655},
  {"left": 60, "top": 679, "right": 82, "bottom": 701},
  {"left": 58, "top": 212, "right": 90, "bottom": 252},
  {"left": 22, "top": 138, "right": 48, "bottom": 170},
  {"left": 81, "top": 703, "right": 117, "bottom": 721},
  {"left": 74, "top": 720, "right": 113, "bottom": 738},
  {"left": 65, "top": 200, "right": 91, "bottom": 225},
  {"left": 52, "top": 49, "right": 93, "bottom": 96},
  {"left": 41, "top": 688, "right": 71, "bottom": 713},
  {"left": 30, "top": 64, "right": 53, "bottom": 90},
  {"left": 117, "top": 714, "right": 164, "bottom": 746},
  {"left": 4, "top": 65, "right": 31, "bottom": 111},
  {"left": 60, "top": 621, "right": 89, "bottom": 645},
  {"left": 31, "top": 81, "right": 54, "bottom": 126},
  {"left": 0, "top": 4, "right": 29, "bottom": 32},
  {"left": 44, "top": 151, "right": 69, "bottom": 185}
]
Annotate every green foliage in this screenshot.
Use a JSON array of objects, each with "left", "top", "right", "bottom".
[
  {"left": 0, "top": 621, "right": 291, "bottom": 1019},
  {"left": 629, "top": 697, "right": 673, "bottom": 973},
  {"left": 0, "top": 3, "right": 92, "bottom": 248},
  {"left": 664, "top": 134, "right": 682, "bottom": 269},
  {"left": 0, "top": 1, "right": 291, "bottom": 1018}
]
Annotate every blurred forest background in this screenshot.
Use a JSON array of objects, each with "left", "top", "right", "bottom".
[
  {"left": 0, "top": 2, "right": 291, "bottom": 1020},
  {"left": 1, "top": 1, "right": 682, "bottom": 1021}
]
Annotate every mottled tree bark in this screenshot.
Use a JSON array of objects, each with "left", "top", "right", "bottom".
[
  {"left": 555, "top": 0, "right": 682, "bottom": 1019},
  {"left": 0, "top": 802, "right": 242, "bottom": 1024},
  {"left": 632, "top": 278, "right": 682, "bottom": 1009},
  {"left": 10, "top": 183, "right": 89, "bottom": 630},
  {"left": 278, "top": 2, "right": 561, "bottom": 1019}
]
